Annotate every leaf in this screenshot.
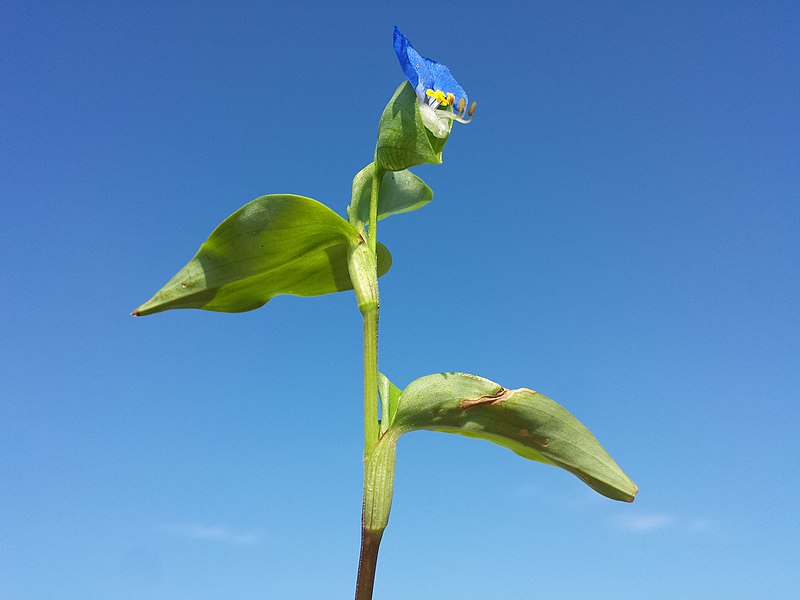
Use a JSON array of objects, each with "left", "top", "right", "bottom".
[
  {"left": 375, "top": 82, "right": 449, "bottom": 172},
  {"left": 388, "top": 372, "right": 637, "bottom": 502},
  {"left": 133, "top": 194, "right": 392, "bottom": 316},
  {"left": 378, "top": 371, "right": 403, "bottom": 431},
  {"left": 347, "top": 162, "right": 433, "bottom": 232}
]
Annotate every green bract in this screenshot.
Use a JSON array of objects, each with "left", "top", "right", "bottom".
[
  {"left": 134, "top": 194, "right": 392, "bottom": 316},
  {"left": 375, "top": 82, "right": 450, "bottom": 172}
]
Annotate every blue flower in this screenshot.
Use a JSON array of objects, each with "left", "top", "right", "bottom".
[{"left": 393, "top": 26, "right": 475, "bottom": 138}]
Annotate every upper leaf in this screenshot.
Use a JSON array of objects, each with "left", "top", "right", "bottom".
[
  {"left": 387, "top": 372, "right": 637, "bottom": 502},
  {"left": 134, "top": 194, "right": 392, "bottom": 316},
  {"left": 375, "top": 82, "right": 449, "bottom": 172},
  {"left": 347, "top": 162, "right": 433, "bottom": 233}
]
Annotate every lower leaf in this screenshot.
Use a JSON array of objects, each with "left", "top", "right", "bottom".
[{"left": 386, "top": 372, "right": 637, "bottom": 502}]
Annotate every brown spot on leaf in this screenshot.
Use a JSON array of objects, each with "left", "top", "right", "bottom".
[
  {"left": 459, "top": 387, "right": 512, "bottom": 410},
  {"left": 518, "top": 428, "right": 549, "bottom": 447}
]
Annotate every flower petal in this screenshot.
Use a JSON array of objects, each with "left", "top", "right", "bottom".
[
  {"left": 393, "top": 26, "right": 430, "bottom": 99},
  {"left": 393, "top": 27, "right": 468, "bottom": 108},
  {"left": 424, "top": 58, "right": 468, "bottom": 109}
]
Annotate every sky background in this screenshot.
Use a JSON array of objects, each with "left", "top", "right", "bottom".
[{"left": 2, "top": 1, "right": 799, "bottom": 598}]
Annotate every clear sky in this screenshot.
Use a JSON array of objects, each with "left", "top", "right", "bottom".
[{"left": 2, "top": 1, "right": 798, "bottom": 598}]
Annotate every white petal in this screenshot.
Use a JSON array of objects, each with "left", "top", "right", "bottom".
[{"left": 419, "top": 103, "right": 451, "bottom": 139}]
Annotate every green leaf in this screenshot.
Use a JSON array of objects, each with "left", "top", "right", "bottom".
[
  {"left": 389, "top": 372, "right": 637, "bottom": 502},
  {"left": 347, "top": 162, "right": 433, "bottom": 232},
  {"left": 133, "top": 194, "right": 392, "bottom": 316},
  {"left": 375, "top": 82, "right": 449, "bottom": 172},
  {"left": 378, "top": 371, "right": 403, "bottom": 431}
]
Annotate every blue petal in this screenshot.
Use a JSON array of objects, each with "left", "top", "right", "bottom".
[
  {"left": 393, "top": 26, "right": 431, "bottom": 99},
  {"left": 424, "top": 59, "right": 468, "bottom": 109},
  {"left": 393, "top": 27, "right": 468, "bottom": 108}
]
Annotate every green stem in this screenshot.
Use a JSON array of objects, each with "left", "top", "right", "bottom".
[
  {"left": 362, "top": 306, "right": 379, "bottom": 449},
  {"left": 354, "top": 163, "right": 387, "bottom": 600},
  {"left": 362, "top": 164, "right": 382, "bottom": 450},
  {"left": 368, "top": 164, "right": 380, "bottom": 255}
]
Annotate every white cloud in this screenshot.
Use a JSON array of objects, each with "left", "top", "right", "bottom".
[
  {"left": 617, "top": 512, "right": 675, "bottom": 533},
  {"left": 169, "top": 524, "right": 262, "bottom": 545},
  {"left": 614, "top": 512, "right": 715, "bottom": 534}
]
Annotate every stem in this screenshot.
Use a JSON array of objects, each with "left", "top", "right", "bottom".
[
  {"left": 362, "top": 306, "right": 379, "bottom": 449},
  {"left": 354, "top": 163, "right": 386, "bottom": 600},
  {"left": 355, "top": 529, "right": 383, "bottom": 600},
  {"left": 362, "top": 163, "right": 383, "bottom": 451},
  {"left": 368, "top": 164, "right": 380, "bottom": 255},
  {"left": 355, "top": 431, "right": 398, "bottom": 600}
]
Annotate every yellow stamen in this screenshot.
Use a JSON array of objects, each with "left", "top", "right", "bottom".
[
  {"left": 425, "top": 88, "right": 452, "bottom": 106},
  {"left": 457, "top": 98, "right": 466, "bottom": 114},
  {"left": 468, "top": 101, "right": 477, "bottom": 117},
  {"left": 446, "top": 92, "right": 455, "bottom": 106}
]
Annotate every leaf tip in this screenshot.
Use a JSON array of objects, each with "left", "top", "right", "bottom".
[
  {"left": 627, "top": 483, "right": 639, "bottom": 503},
  {"left": 131, "top": 307, "right": 141, "bottom": 317}
]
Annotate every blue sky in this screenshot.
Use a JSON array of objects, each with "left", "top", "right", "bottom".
[{"left": 2, "top": 1, "right": 798, "bottom": 598}]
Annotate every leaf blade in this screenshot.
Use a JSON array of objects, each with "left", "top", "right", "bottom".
[
  {"left": 134, "top": 194, "right": 392, "bottom": 316},
  {"left": 390, "top": 372, "right": 637, "bottom": 502}
]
